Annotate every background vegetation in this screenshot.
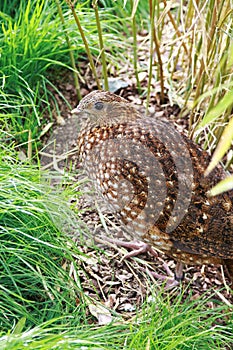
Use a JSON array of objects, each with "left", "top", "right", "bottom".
[{"left": 0, "top": 0, "right": 232, "bottom": 348}]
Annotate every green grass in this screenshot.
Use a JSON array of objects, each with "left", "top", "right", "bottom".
[
  {"left": 0, "top": 288, "right": 232, "bottom": 349},
  {"left": 0, "top": 0, "right": 70, "bottom": 142},
  {"left": 0, "top": 154, "right": 87, "bottom": 331},
  {"left": 129, "top": 290, "right": 233, "bottom": 349}
]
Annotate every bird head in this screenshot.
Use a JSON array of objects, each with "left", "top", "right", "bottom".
[{"left": 72, "top": 90, "right": 141, "bottom": 127}]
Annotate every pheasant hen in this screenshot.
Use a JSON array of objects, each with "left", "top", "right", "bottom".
[{"left": 74, "top": 90, "right": 233, "bottom": 285}]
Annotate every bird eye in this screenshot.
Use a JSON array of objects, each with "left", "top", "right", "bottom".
[{"left": 94, "top": 101, "right": 104, "bottom": 110}]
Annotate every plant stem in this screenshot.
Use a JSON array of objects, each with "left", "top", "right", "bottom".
[
  {"left": 162, "top": 0, "right": 188, "bottom": 55},
  {"left": 148, "top": 0, "right": 165, "bottom": 105},
  {"left": 130, "top": 0, "right": 141, "bottom": 93},
  {"left": 66, "top": 0, "right": 101, "bottom": 90},
  {"left": 92, "top": 0, "right": 108, "bottom": 91},
  {"left": 55, "top": 0, "right": 81, "bottom": 100}
]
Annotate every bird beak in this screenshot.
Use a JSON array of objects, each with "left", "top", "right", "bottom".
[{"left": 71, "top": 106, "right": 81, "bottom": 114}]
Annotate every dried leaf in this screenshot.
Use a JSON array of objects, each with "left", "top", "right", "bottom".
[
  {"left": 39, "top": 122, "right": 54, "bottom": 138},
  {"left": 78, "top": 254, "right": 99, "bottom": 265},
  {"left": 107, "top": 77, "right": 128, "bottom": 93},
  {"left": 87, "top": 300, "right": 112, "bottom": 325},
  {"left": 56, "top": 115, "right": 66, "bottom": 125}
]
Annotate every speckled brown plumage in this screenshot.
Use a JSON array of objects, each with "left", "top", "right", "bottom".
[{"left": 74, "top": 90, "right": 233, "bottom": 283}]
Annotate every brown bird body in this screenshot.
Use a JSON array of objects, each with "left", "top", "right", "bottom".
[{"left": 75, "top": 90, "right": 233, "bottom": 282}]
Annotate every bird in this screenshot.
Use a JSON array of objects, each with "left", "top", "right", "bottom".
[{"left": 73, "top": 90, "right": 233, "bottom": 286}]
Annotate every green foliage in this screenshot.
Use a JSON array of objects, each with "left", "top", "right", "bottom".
[
  {"left": 0, "top": 0, "right": 68, "bottom": 145},
  {"left": 0, "top": 289, "right": 232, "bottom": 349},
  {"left": 0, "top": 158, "right": 85, "bottom": 331},
  {"left": 127, "top": 290, "right": 233, "bottom": 349}
]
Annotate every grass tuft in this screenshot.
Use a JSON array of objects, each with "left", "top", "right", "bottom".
[{"left": 0, "top": 158, "right": 85, "bottom": 331}]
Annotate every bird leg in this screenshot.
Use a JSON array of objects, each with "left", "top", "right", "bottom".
[
  {"left": 144, "top": 261, "right": 184, "bottom": 288},
  {"left": 97, "top": 237, "right": 158, "bottom": 258},
  {"left": 95, "top": 236, "right": 184, "bottom": 288}
]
